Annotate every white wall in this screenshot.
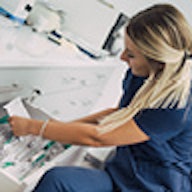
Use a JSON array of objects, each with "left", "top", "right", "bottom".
[{"left": 110, "top": 0, "right": 192, "bottom": 25}]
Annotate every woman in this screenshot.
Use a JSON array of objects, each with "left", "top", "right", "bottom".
[{"left": 9, "top": 4, "right": 192, "bottom": 192}]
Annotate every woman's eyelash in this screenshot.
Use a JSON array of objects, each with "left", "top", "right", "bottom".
[{"left": 127, "top": 54, "right": 134, "bottom": 58}]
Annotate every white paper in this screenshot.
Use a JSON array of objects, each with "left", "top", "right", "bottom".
[{"left": 3, "top": 97, "right": 30, "bottom": 118}]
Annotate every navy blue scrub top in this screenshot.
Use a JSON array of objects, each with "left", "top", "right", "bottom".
[{"left": 105, "top": 69, "right": 192, "bottom": 192}]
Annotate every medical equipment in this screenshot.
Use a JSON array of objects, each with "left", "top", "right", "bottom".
[
  {"left": 25, "top": 1, "right": 61, "bottom": 33},
  {"left": 0, "top": 0, "right": 36, "bottom": 21},
  {"left": 23, "top": 0, "right": 127, "bottom": 58},
  {"left": 0, "top": 115, "right": 9, "bottom": 124},
  {"left": 0, "top": 99, "right": 72, "bottom": 183}
]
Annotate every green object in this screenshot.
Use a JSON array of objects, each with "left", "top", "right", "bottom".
[
  {"left": 43, "top": 141, "right": 55, "bottom": 150},
  {"left": 32, "top": 154, "right": 46, "bottom": 167},
  {"left": 64, "top": 144, "right": 72, "bottom": 149},
  {"left": 4, "top": 136, "right": 13, "bottom": 144},
  {"left": 0, "top": 115, "right": 9, "bottom": 124},
  {"left": 2, "top": 161, "right": 15, "bottom": 168}
]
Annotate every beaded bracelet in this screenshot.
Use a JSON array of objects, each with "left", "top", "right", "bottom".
[{"left": 39, "top": 119, "right": 49, "bottom": 138}]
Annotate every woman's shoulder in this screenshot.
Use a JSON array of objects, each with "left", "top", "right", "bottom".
[{"left": 133, "top": 105, "right": 191, "bottom": 143}]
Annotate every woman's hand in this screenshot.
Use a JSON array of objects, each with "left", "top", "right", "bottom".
[{"left": 9, "top": 116, "right": 33, "bottom": 136}]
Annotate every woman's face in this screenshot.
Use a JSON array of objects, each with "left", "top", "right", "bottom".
[{"left": 120, "top": 33, "right": 153, "bottom": 77}]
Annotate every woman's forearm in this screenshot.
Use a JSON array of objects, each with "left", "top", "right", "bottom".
[
  {"left": 26, "top": 107, "right": 118, "bottom": 144},
  {"left": 29, "top": 119, "right": 100, "bottom": 146}
]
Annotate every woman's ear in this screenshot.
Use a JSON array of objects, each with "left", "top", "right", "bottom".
[
  {"left": 148, "top": 59, "right": 165, "bottom": 78},
  {"left": 148, "top": 57, "right": 165, "bottom": 72}
]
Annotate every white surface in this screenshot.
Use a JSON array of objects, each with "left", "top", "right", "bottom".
[
  {"left": 0, "top": 168, "right": 25, "bottom": 192},
  {"left": 4, "top": 97, "right": 30, "bottom": 117},
  {"left": 110, "top": 0, "right": 192, "bottom": 25},
  {"left": 0, "top": 64, "right": 125, "bottom": 120}
]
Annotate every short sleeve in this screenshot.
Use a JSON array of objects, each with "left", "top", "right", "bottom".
[
  {"left": 119, "top": 69, "right": 146, "bottom": 108},
  {"left": 134, "top": 108, "right": 186, "bottom": 144}
]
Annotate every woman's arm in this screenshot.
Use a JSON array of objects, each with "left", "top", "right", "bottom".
[{"left": 9, "top": 113, "right": 149, "bottom": 147}]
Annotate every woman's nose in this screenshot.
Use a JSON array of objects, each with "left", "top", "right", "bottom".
[{"left": 120, "top": 51, "right": 129, "bottom": 62}]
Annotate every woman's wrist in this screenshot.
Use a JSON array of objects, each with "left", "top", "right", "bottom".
[
  {"left": 39, "top": 119, "right": 49, "bottom": 138},
  {"left": 28, "top": 119, "right": 44, "bottom": 136}
]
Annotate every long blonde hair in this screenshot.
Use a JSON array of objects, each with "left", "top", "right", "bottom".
[{"left": 98, "top": 4, "right": 192, "bottom": 134}]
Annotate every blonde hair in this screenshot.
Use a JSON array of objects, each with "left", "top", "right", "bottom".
[{"left": 98, "top": 4, "right": 192, "bottom": 134}]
